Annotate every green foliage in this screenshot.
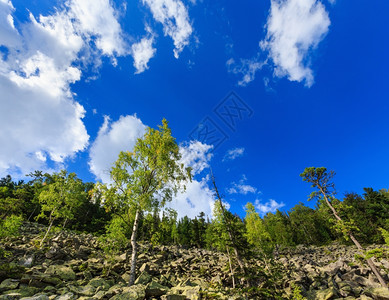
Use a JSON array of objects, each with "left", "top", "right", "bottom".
[
  {"left": 291, "top": 283, "right": 307, "bottom": 300},
  {"left": 338, "top": 189, "right": 389, "bottom": 244},
  {"left": 99, "top": 216, "right": 129, "bottom": 256},
  {"left": 101, "top": 119, "right": 191, "bottom": 233},
  {"left": 244, "top": 202, "right": 274, "bottom": 256},
  {"left": 300, "top": 167, "right": 336, "bottom": 200},
  {"left": 263, "top": 210, "right": 295, "bottom": 248},
  {"left": 0, "top": 262, "right": 25, "bottom": 281},
  {"left": 330, "top": 218, "right": 359, "bottom": 241},
  {"left": 380, "top": 228, "right": 389, "bottom": 246},
  {"left": 37, "top": 170, "right": 87, "bottom": 226},
  {"left": 289, "top": 202, "right": 332, "bottom": 245},
  {"left": 0, "top": 215, "right": 23, "bottom": 238},
  {"left": 206, "top": 201, "right": 248, "bottom": 258}
]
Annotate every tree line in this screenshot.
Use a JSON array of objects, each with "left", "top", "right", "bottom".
[{"left": 2, "top": 172, "right": 387, "bottom": 247}]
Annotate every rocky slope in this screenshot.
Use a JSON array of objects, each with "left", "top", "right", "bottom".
[{"left": 1, "top": 222, "right": 389, "bottom": 300}]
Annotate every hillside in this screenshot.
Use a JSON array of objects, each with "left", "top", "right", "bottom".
[{"left": 1, "top": 222, "right": 389, "bottom": 300}]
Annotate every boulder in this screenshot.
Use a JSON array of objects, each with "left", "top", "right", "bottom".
[
  {"left": 312, "top": 287, "right": 338, "bottom": 300},
  {"left": 87, "top": 277, "right": 110, "bottom": 290},
  {"left": 19, "top": 255, "right": 35, "bottom": 268},
  {"left": 110, "top": 285, "right": 146, "bottom": 300},
  {"left": 1, "top": 287, "right": 40, "bottom": 298},
  {"left": 161, "top": 295, "right": 186, "bottom": 300},
  {"left": 45, "top": 266, "right": 76, "bottom": 281},
  {"left": 364, "top": 287, "right": 389, "bottom": 300},
  {"left": 20, "top": 295, "right": 50, "bottom": 300},
  {"left": 352, "top": 275, "right": 381, "bottom": 288},
  {"left": 54, "top": 292, "right": 75, "bottom": 300},
  {"left": 146, "top": 280, "right": 169, "bottom": 297},
  {"left": 0, "top": 279, "right": 19, "bottom": 292},
  {"left": 134, "top": 271, "right": 151, "bottom": 285},
  {"left": 68, "top": 285, "right": 96, "bottom": 297},
  {"left": 170, "top": 286, "right": 201, "bottom": 300}
]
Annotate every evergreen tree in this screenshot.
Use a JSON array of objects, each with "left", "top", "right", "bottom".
[{"left": 301, "top": 167, "right": 387, "bottom": 289}]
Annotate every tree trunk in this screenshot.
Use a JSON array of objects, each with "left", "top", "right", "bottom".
[
  {"left": 226, "top": 246, "right": 236, "bottom": 288},
  {"left": 129, "top": 209, "right": 141, "bottom": 286},
  {"left": 320, "top": 188, "right": 387, "bottom": 289},
  {"left": 40, "top": 216, "right": 55, "bottom": 247},
  {"left": 63, "top": 217, "right": 68, "bottom": 229},
  {"left": 211, "top": 172, "right": 246, "bottom": 274},
  {"left": 28, "top": 205, "right": 38, "bottom": 221}
]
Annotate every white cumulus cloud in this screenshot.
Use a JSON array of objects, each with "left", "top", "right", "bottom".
[
  {"left": 132, "top": 35, "right": 156, "bottom": 74},
  {"left": 88, "top": 115, "right": 147, "bottom": 183},
  {"left": 179, "top": 141, "right": 213, "bottom": 175},
  {"left": 67, "top": 0, "right": 127, "bottom": 56},
  {"left": 0, "top": 0, "right": 20, "bottom": 48},
  {"left": 255, "top": 198, "right": 285, "bottom": 216},
  {"left": 0, "top": 0, "right": 130, "bottom": 177},
  {"left": 168, "top": 176, "right": 216, "bottom": 219},
  {"left": 261, "top": 0, "right": 330, "bottom": 87},
  {"left": 143, "top": 0, "right": 193, "bottom": 58}
]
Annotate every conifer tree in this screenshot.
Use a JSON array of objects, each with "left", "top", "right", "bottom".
[{"left": 301, "top": 167, "right": 387, "bottom": 289}]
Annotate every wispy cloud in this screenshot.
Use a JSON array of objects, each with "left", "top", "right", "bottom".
[
  {"left": 227, "top": 175, "right": 258, "bottom": 195},
  {"left": 223, "top": 147, "right": 245, "bottom": 161},
  {"left": 255, "top": 198, "right": 285, "bottom": 216},
  {"left": 143, "top": 0, "right": 193, "bottom": 58},
  {"left": 226, "top": 57, "right": 266, "bottom": 86}
]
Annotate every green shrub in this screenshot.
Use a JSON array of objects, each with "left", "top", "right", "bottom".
[
  {"left": 0, "top": 215, "right": 23, "bottom": 238},
  {"left": 292, "top": 283, "right": 307, "bottom": 300}
]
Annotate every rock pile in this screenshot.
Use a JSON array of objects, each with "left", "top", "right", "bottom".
[
  {"left": 277, "top": 244, "right": 389, "bottom": 299},
  {"left": 1, "top": 222, "right": 389, "bottom": 299}
]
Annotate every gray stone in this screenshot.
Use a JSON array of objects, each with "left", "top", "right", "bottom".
[
  {"left": 110, "top": 285, "right": 146, "bottom": 300},
  {"left": 20, "top": 295, "right": 50, "bottom": 300},
  {"left": 134, "top": 271, "right": 151, "bottom": 285},
  {"left": 161, "top": 295, "right": 186, "bottom": 300},
  {"left": 0, "top": 279, "right": 19, "bottom": 292},
  {"left": 87, "top": 277, "right": 110, "bottom": 290},
  {"left": 19, "top": 255, "right": 34, "bottom": 267},
  {"left": 54, "top": 292, "right": 75, "bottom": 300},
  {"left": 353, "top": 275, "right": 380, "bottom": 288},
  {"left": 364, "top": 287, "right": 389, "bottom": 300},
  {"left": 45, "top": 265, "right": 76, "bottom": 281},
  {"left": 314, "top": 287, "right": 338, "bottom": 300},
  {"left": 146, "top": 280, "right": 169, "bottom": 297}
]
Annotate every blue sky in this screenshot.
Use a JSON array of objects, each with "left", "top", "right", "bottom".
[{"left": 1, "top": 0, "right": 388, "bottom": 219}]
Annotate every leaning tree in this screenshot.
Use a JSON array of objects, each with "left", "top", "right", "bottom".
[{"left": 300, "top": 167, "right": 387, "bottom": 289}]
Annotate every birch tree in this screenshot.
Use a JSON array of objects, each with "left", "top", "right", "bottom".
[
  {"left": 103, "top": 119, "right": 190, "bottom": 286},
  {"left": 37, "top": 170, "right": 86, "bottom": 246}
]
